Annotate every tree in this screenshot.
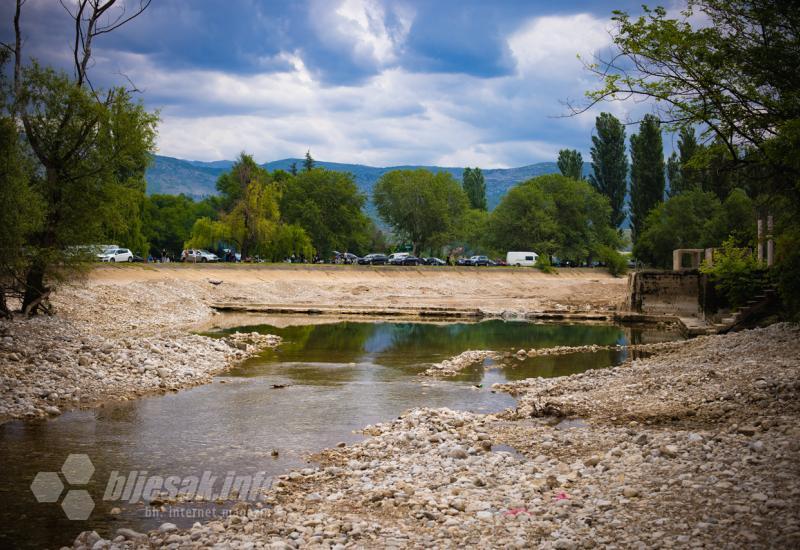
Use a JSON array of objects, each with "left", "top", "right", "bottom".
[
  {"left": 373, "top": 169, "right": 468, "bottom": 255},
  {"left": 488, "top": 174, "right": 619, "bottom": 262},
  {"left": 462, "top": 167, "right": 487, "bottom": 211},
  {"left": 633, "top": 188, "right": 754, "bottom": 268},
  {"left": 216, "top": 153, "right": 262, "bottom": 212},
  {"left": 142, "top": 194, "right": 217, "bottom": 257},
  {"left": 280, "top": 169, "right": 371, "bottom": 257},
  {"left": 629, "top": 114, "right": 665, "bottom": 243},
  {"left": 588, "top": 113, "right": 628, "bottom": 229},
  {"left": 303, "top": 150, "right": 315, "bottom": 172},
  {"left": 0, "top": 114, "right": 42, "bottom": 316},
  {"left": 557, "top": 149, "right": 583, "bottom": 180},
  {"left": 2, "top": 0, "right": 155, "bottom": 314},
  {"left": 289, "top": 162, "right": 298, "bottom": 176},
  {"left": 667, "top": 127, "right": 703, "bottom": 196}
]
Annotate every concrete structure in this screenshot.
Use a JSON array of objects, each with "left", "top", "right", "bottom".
[
  {"left": 672, "top": 249, "right": 705, "bottom": 271},
  {"left": 626, "top": 270, "right": 702, "bottom": 317}
]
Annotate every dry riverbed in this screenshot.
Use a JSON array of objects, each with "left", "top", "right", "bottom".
[
  {"left": 1, "top": 265, "right": 797, "bottom": 548},
  {"left": 68, "top": 324, "right": 799, "bottom": 549}
]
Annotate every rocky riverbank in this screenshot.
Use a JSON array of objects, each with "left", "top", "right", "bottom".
[
  {"left": 0, "top": 279, "right": 281, "bottom": 423},
  {"left": 69, "top": 322, "right": 799, "bottom": 549}
]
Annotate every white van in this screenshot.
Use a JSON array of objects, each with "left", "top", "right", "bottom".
[{"left": 506, "top": 251, "right": 538, "bottom": 267}]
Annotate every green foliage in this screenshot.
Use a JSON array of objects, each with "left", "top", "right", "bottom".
[
  {"left": 774, "top": 226, "right": 800, "bottom": 319},
  {"left": 633, "top": 189, "right": 754, "bottom": 268},
  {"left": 667, "top": 127, "right": 702, "bottom": 196},
  {"left": 700, "top": 238, "right": 765, "bottom": 309},
  {"left": 303, "top": 150, "right": 315, "bottom": 172},
  {"left": 143, "top": 194, "right": 217, "bottom": 257},
  {"left": 0, "top": 116, "right": 43, "bottom": 315},
  {"left": 535, "top": 254, "right": 556, "bottom": 274},
  {"left": 215, "top": 153, "right": 263, "bottom": 212},
  {"left": 462, "top": 167, "right": 487, "bottom": 211},
  {"left": 455, "top": 208, "right": 491, "bottom": 255},
  {"left": 557, "top": 149, "right": 583, "bottom": 180},
  {"left": 9, "top": 62, "right": 157, "bottom": 311},
  {"left": 487, "top": 174, "right": 619, "bottom": 262},
  {"left": 596, "top": 245, "right": 628, "bottom": 277},
  {"left": 280, "top": 169, "right": 370, "bottom": 257},
  {"left": 588, "top": 113, "right": 628, "bottom": 229},
  {"left": 373, "top": 169, "right": 469, "bottom": 255},
  {"left": 630, "top": 114, "right": 665, "bottom": 243}
]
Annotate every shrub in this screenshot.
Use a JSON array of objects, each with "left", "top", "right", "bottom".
[
  {"left": 597, "top": 245, "right": 628, "bottom": 277},
  {"left": 700, "top": 238, "right": 765, "bottom": 308},
  {"left": 535, "top": 255, "right": 557, "bottom": 274}
]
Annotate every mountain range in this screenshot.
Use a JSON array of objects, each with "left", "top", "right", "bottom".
[{"left": 145, "top": 155, "right": 592, "bottom": 211}]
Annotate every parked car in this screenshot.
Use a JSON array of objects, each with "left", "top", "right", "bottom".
[
  {"left": 494, "top": 259, "right": 508, "bottom": 266},
  {"left": 387, "top": 252, "right": 410, "bottom": 265},
  {"left": 392, "top": 255, "right": 422, "bottom": 266},
  {"left": 131, "top": 254, "right": 145, "bottom": 262},
  {"left": 388, "top": 253, "right": 421, "bottom": 266},
  {"left": 358, "top": 253, "right": 388, "bottom": 265},
  {"left": 182, "top": 249, "right": 219, "bottom": 262},
  {"left": 422, "top": 257, "right": 446, "bottom": 266},
  {"left": 97, "top": 248, "right": 134, "bottom": 262},
  {"left": 333, "top": 252, "right": 359, "bottom": 264},
  {"left": 456, "top": 257, "right": 472, "bottom": 266},
  {"left": 506, "top": 251, "right": 539, "bottom": 267},
  {"left": 468, "top": 255, "right": 492, "bottom": 266}
]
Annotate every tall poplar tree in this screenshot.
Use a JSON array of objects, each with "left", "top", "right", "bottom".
[
  {"left": 462, "top": 167, "right": 487, "bottom": 210},
  {"left": 588, "top": 112, "right": 628, "bottom": 229},
  {"left": 557, "top": 149, "right": 583, "bottom": 180},
  {"left": 629, "top": 114, "right": 666, "bottom": 243},
  {"left": 667, "top": 127, "right": 702, "bottom": 196}
]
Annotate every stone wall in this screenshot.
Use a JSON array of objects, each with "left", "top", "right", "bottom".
[{"left": 626, "top": 270, "right": 702, "bottom": 317}]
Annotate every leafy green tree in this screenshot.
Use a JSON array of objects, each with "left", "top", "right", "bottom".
[
  {"left": 629, "top": 114, "right": 665, "bottom": 243},
  {"left": 374, "top": 169, "right": 468, "bottom": 255},
  {"left": 280, "top": 169, "right": 370, "bottom": 257},
  {"left": 633, "top": 188, "right": 754, "bottom": 268},
  {"left": 488, "top": 174, "right": 618, "bottom": 262},
  {"left": 289, "top": 162, "right": 298, "bottom": 176},
  {"left": 0, "top": 115, "right": 42, "bottom": 316},
  {"left": 142, "top": 194, "right": 217, "bottom": 257},
  {"left": 304, "top": 150, "right": 315, "bottom": 172},
  {"left": 557, "top": 149, "right": 583, "bottom": 180},
  {"left": 588, "top": 113, "right": 628, "bottom": 229},
  {"left": 462, "top": 167, "right": 487, "bottom": 211},
  {"left": 216, "top": 153, "right": 263, "bottom": 212},
  {"left": 667, "top": 127, "right": 703, "bottom": 196}
]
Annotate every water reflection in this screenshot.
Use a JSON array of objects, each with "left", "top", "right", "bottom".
[{"left": 0, "top": 319, "right": 680, "bottom": 549}]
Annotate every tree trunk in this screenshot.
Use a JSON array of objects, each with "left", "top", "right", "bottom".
[{"left": 21, "top": 260, "right": 48, "bottom": 315}]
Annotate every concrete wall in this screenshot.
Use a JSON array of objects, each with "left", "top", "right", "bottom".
[{"left": 626, "top": 270, "right": 702, "bottom": 317}]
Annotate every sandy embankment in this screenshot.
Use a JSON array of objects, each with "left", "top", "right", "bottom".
[{"left": 0, "top": 264, "right": 627, "bottom": 422}]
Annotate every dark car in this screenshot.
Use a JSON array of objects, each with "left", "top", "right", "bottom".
[
  {"left": 422, "top": 257, "right": 446, "bottom": 266},
  {"left": 494, "top": 259, "right": 507, "bottom": 266},
  {"left": 333, "top": 252, "right": 359, "bottom": 264},
  {"left": 469, "top": 255, "right": 492, "bottom": 266},
  {"left": 358, "top": 253, "right": 388, "bottom": 265},
  {"left": 456, "top": 257, "right": 472, "bottom": 266},
  {"left": 389, "top": 254, "right": 421, "bottom": 266},
  {"left": 131, "top": 254, "right": 145, "bottom": 262}
]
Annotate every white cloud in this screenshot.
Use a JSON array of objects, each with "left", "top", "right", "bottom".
[
  {"left": 311, "top": 0, "right": 414, "bottom": 67},
  {"left": 508, "top": 13, "right": 612, "bottom": 78}
]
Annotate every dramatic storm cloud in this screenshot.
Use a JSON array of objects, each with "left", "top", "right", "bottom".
[{"left": 0, "top": 0, "right": 677, "bottom": 166}]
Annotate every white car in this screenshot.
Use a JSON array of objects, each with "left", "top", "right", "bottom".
[
  {"left": 182, "top": 249, "right": 219, "bottom": 263},
  {"left": 506, "top": 251, "right": 539, "bottom": 267},
  {"left": 98, "top": 248, "right": 134, "bottom": 262}
]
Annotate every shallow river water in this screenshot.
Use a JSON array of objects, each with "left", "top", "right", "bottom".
[{"left": 0, "top": 319, "right": 680, "bottom": 548}]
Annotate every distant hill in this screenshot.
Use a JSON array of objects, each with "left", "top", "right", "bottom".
[{"left": 146, "top": 154, "right": 592, "bottom": 211}]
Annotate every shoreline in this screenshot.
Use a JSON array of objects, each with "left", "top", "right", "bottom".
[
  {"left": 0, "top": 265, "right": 629, "bottom": 424},
  {"left": 70, "top": 322, "right": 800, "bottom": 549}
]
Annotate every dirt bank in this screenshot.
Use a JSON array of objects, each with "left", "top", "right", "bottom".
[
  {"left": 69, "top": 323, "right": 800, "bottom": 549},
  {"left": 0, "top": 265, "right": 627, "bottom": 423}
]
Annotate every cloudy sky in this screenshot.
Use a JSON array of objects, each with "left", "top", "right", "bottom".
[{"left": 2, "top": 0, "right": 687, "bottom": 167}]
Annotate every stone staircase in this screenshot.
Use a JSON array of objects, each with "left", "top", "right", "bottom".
[{"left": 710, "top": 285, "right": 779, "bottom": 334}]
